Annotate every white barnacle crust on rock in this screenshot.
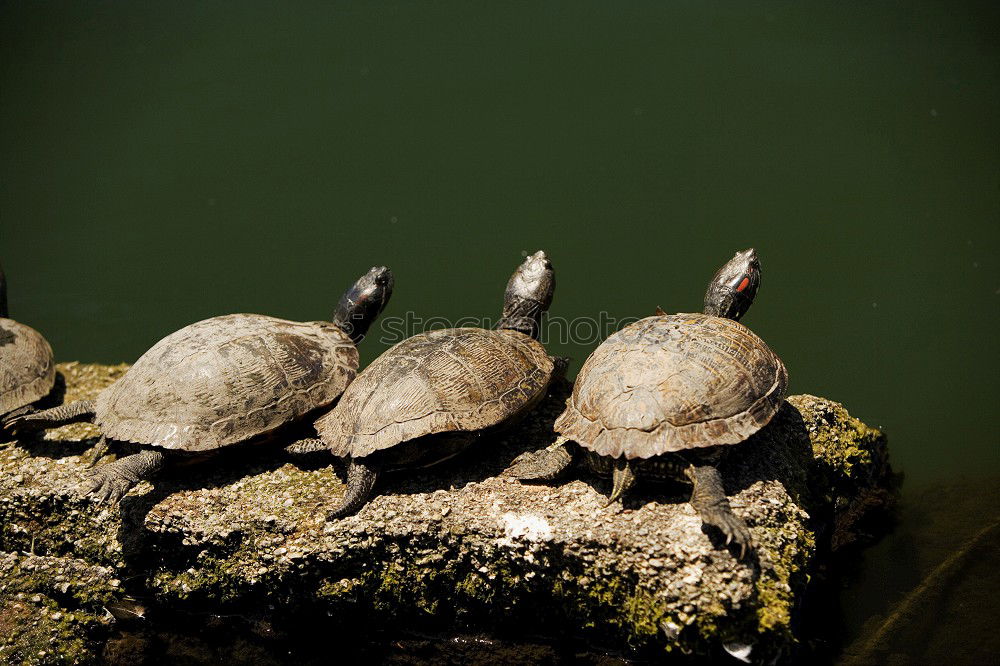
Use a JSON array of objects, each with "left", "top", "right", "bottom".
[
  {"left": 0, "top": 362, "right": 894, "bottom": 664},
  {"left": 498, "top": 512, "right": 554, "bottom": 545}
]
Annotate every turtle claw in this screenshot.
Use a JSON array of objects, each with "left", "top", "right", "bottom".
[
  {"left": 76, "top": 463, "right": 139, "bottom": 506},
  {"left": 704, "top": 511, "right": 752, "bottom": 560},
  {"left": 601, "top": 497, "right": 626, "bottom": 514},
  {"left": 504, "top": 452, "right": 528, "bottom": 471},
  {"left": 93, "top": 477, "right": 131, "bottom": 505},
  {"left": 77, "top": 467, "right": 135, "bottom": 505},
  {"left": 74, "top": 474, "right": 102, "bottom": 501},
  {"left": 1, "top": 406, "right": 43, "bottom": 438},
  {"left": 1, "top": 415, "right": 28, "bottom": 439},
  {"left": 76, "top": 450, "right": 164, "bottom": 506}
]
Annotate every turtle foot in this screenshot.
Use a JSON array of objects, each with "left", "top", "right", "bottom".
[
  {"left": 700, "top": 507, "right": 752, "bottom": 561},
  {"left": 686, "top": 463, "right": 753, "bottom": 560},
  {"left": 77, "top": 468, "right": 136, "bottom": 505},
  {"left": 76, "top": 449, "right": 164, "bottom": 506},
  {"left": 504, "top": 439, "right": 574, "bottom": 481}
]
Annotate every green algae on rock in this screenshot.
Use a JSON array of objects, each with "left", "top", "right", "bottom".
[
  {"left": 0, "top": 363, "right": 893, "bottom": 662},
  {"left": 0, "top": 552, "right": 122, "bottom": 665}
]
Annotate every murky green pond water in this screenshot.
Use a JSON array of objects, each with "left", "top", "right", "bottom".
[{"left": 2, "top": 2, "right": 998, "bottom": 662}]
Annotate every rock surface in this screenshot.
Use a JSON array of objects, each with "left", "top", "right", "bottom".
[{"left": 0, "top": 363, "right": 892, "bottom": 664}]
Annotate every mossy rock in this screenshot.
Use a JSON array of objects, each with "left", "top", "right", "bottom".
[
  {"left": 0, "top": 551, "right": 121, "bottom": 665},
  {"left": 0, "top": 363, "right": 893, "bottom": 662}
]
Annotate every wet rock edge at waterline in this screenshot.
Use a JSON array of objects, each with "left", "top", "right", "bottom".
[{"left": 0, "top": 362, "right": 893, "bottom": 664}]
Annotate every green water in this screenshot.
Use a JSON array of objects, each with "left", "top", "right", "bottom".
[{"left": 2, "top": 1, "right": 998, "bottom": 661}]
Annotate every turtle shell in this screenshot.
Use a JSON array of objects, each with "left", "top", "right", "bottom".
[
  {"left": 316, "top": 327, "right": 555, "bottom": 458},
  {"left": 96, "top": 314, "right": 358, "bottom": 452},
  {"left": 556, "top": 313, "right": 787, "bottom": 459},
  {"left": 0, "top": 318, "right": 56, "bottom": 416}
]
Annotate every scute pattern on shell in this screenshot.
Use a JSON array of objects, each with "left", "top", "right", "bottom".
[
  {"left": 0, "top": 318, "right": 56, "bottom": 415},
  {"left": 556, "top": 313, "right": 787, "bottom": 459},
  {"left": 96, "top": 314, "right": 358, "bottom": 452},
  {"left": 316, "top": 328, "right": 554, "bottom": 458}
]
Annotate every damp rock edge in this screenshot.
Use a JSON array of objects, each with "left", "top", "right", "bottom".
[{"left": 0, "top": 362, "right": 893, "bottom": 664}]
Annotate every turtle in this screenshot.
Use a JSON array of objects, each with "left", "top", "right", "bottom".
[
  {"left": 0, "top": 265, "right": 57, "bottom": 423},
  {"left": 1, "top": 266, "right": 394, "bottom": 504},
  {"left": 505, "top": 249, "right": 787, "bottom": 558},
  {"left": 310, "top": 250, "right": 561, "bottom": 519}
]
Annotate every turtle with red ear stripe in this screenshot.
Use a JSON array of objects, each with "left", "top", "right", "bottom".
[{"left": 506, "top": 249, "right": 786, "bottom": 559}]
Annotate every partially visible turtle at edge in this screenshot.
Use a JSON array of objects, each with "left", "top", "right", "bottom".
[
  {"left": 2, "top": 266, "right": 394, "bottom": 504},
  {"left": 0, "top": 265, "right": 57, "bottom": 423},
  {"left": 506, "top": 249, "right": 787, "bottom": 558},
  {"left": 310, "top": 250, "right": 563, "bottom": 519}
]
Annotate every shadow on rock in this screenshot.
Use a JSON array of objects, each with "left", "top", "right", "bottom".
[
  {"left": 721, "top": 401, "right": 814, "bottom": 506},
  {"left": 11, "top": 432, "right": 97, "bottom": 460},
  {"left": 368, "top": 378, "right": 574, "bottom": 500}
]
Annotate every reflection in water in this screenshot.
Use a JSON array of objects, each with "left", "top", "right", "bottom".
[{"left": 838, "top": 477, "right": 1000, "bottom": 664}]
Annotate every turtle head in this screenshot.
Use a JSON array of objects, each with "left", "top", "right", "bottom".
[
  {"left": 497, "top": 250, "right": 555, "bottom": 339},
  {"left": 332, "top": 266, "right": 394, "bottom": 343},
  {"left": 703, "top": 248, "right": 760, "bottom": 321}
]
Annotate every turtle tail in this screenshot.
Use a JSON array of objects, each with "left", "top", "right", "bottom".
[
  {"left": 604, "top": 457, "right": 637, "bottom": 507},
  {"left": 327, "top": 458, "right": 378, "bottom": 520}
]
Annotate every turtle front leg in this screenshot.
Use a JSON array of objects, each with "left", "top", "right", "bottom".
[
  {"left": 505, "top": 436, "right": 575, "bottom": 481},
  {"left": 685, "top": 464, "right": 751, "bottom": 559},
  {"left": 78, "top": 449, "right": 165, "bottom": 505},
  {"left": 2, "top": 400, "right": 96, "bottom": 437},
  {"left": 327, "top": 458, "right": 378, "bottom": 519}
]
